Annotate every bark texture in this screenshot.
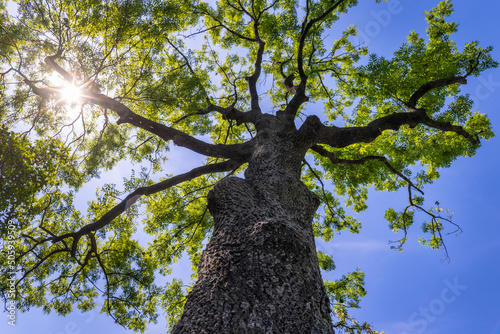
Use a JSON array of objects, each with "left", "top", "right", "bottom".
[{"left": 172, "top": 130, "right": 334, "bottom": 333}]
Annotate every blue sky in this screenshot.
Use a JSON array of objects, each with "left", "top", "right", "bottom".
[{"left": 2, "top": 1, "right": 500, "bottom": 333}]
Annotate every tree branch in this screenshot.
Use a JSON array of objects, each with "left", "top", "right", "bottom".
[
  {"left": 235, "top": 0, "right": 265, "bottom": 115},
  {"left": 406, "top": 76, "right": 467, "bottom": 110},
  {"left": 310, "top": 144, "right": 424, "bottom": 195},
  {"left": 284, "top": 0, "right": 347, "bottom": 119},
  {"left": 27, "top": 57, "right": 255, "bottom": 161},
  {"left": 16, "top": 248, "right": 70, "bottom": 286},
  {"left": 45, "top": 52, "right": 74, "bottom": 82},
  {"left": 173, "top": 104, "right": 258, "bottom": 126},
  {"left": 50, "top": 159, "right": 243, "bottom": 256},
  {"left": 247, "top": 40, "right": 265, "bottom": 114},
  {"left": 298, "top": 0, "right": 347, "bottom": 81},
  {"left": 166, "top": 38, "right": 210, "bottom": 103},
  {"left": 303, "top": 159, "right": 347, "bottom": 226},
  {"left": 406, "top": 53, "right": 483, "bottom": 110},
  {"left": 314, "top": 109, "right": 479, "bottom": 148},
  {"left": 90, "top": 91, "right": 253, "bottom": 159},
  {"left": 198, "top": 5, "right": 259, "bottom": 43}
]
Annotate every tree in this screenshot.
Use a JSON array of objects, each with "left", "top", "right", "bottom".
[{"left": 0, "top": 0, "right": 496, "bottom": 332}]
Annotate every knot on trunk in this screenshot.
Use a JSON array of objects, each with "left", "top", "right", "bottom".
[{"left": 207, "top": 177, "right": 255, "bottom": 219}]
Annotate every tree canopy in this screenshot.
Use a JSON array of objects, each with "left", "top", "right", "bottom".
[{"left": 0, "top": 0, "right": 496, "bottom": 332}]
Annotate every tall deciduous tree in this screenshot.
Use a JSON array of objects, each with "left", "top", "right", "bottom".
[{"left": 0, "top": 0, "right": 496, "bottom": 332}]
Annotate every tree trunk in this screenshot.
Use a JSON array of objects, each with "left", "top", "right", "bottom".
[{"left": 172, "top": 129, "right": 334, "bottom": 334}]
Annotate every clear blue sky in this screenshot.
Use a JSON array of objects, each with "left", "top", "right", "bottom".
[{"left": 2, "top": 1, "right": 500, "bottom": 333}]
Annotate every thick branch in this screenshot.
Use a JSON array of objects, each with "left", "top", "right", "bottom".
[
  {"left": 51, "top": 159, "right": 243, "bottom": 256},
  {"left": 29, "top": 57, "right": 254, "bottom": 160},
  {"left": 206, "top": 2, "right": 266, "bottom": 123},
  {"left": 240, "top": 4, "right": 265, "bottom": 115},
  {"left": 419, "top": 116, "right": 479, "bottom": 144},
  {"left": 314, "top": 109, "right": 479, "bottom": 148},
  {"left": 83, "top": 89, "right": 252, "bottom": 159},
  {"left": 172, "top": 104, "right": 257, "bottom": 126},
  {"left": 407, "top": 76, "right": 467, "bottom": 109},
  {"left": 247, "top": 40, "right": 265, "bottom": 113},
  {"left": 45, "top": 52, "right": 74, "bottom": 83},
  {"left": 407, "top": 52, "right": 483, "bottom": 109},
  {"left": 209, "top": 104, "right": 259, "bottom": 125}
]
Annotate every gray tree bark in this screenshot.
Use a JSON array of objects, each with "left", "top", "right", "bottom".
[{"left": 172, "top": 128, "right": 334, "bottom": 333}]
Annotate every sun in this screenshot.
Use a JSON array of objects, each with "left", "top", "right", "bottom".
[
  {"left": 47, "top": 72, "right": 82, "bottom": 104},
  {"left": 60, "top": 84, "right": 82, "bottom": 103}
]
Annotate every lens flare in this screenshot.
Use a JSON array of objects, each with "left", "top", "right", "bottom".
[{"left": 60, "top": 84, "right": 81, "bottom": 103}]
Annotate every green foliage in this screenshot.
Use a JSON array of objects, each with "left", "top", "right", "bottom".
[
  {"left": 0, "top": 126, "right": 81, "bottom": 232},
  {"left": 325, "top": 269, "right": 366, "bottom": 312},
  {"left": 325, "top": 269, "right": 382, "bottom": 333},
  {"left": 161, "top": 279, "right": 189, "bottom": 333},
  {"left": 315, "top": 0, "right": 496, "bottom": 255},
  {"left": 317, "top": 250, "right": 336, "bottom": 272}
]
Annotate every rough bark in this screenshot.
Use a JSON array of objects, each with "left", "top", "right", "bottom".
[{"left": 172, "top": 129, "right": 334, "bottom": 334}]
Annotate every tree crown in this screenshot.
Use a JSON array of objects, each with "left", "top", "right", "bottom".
[{"left": 0, "top": 0, "right": 496, "bottom": 332}]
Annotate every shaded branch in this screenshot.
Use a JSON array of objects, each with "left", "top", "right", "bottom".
[
  {"left": 311, "top": 145, "right": 460, "bottom": 262},
  {"left": 166, "top": 38, "right": 210, "bottom": 103},
  {"left": 221, "top": 0, "right": 267, "bottom": 115},
  {"left": 246, "top": 40, "right": 265, "bottom": 113},
  {"left": 211, "top": 104, "right": 258, "bottom": 125},
  {"left": 16, "top": 248, "right": 70, "bottom": 286},
  {"left": 419, "top": 115, "right": 479, "bottom": 144}
]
